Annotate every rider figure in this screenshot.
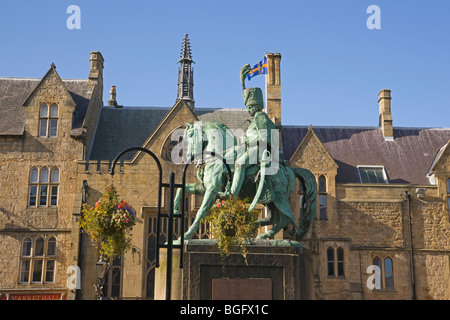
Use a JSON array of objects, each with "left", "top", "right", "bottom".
[{"left": 227, "top": 64, "right": 278, "bottom": 199}]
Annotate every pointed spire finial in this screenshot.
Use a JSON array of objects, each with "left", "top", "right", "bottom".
[
  {"left": 179, "top": 33, "right": 193, "bottom": 62},
  {"left": 176, "top": 34, "right": 195, "bottom": 109}
]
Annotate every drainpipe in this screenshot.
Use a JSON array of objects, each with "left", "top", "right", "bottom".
[
  {"left": 75, "top": 180, "right": 88, "bottom": 300},
  {"left": 404, "top": 191, "right": 417, "bottom": 300}
]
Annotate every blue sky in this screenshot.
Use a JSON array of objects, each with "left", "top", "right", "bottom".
[{"left": 1, "top": 0, "right": 449, "bottom": 128}]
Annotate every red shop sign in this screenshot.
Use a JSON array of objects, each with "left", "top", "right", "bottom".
[{"left": 8, "top": 293, "right": 64, "bottom": 300}]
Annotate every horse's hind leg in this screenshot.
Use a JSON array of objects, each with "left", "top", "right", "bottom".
[
  {"left": 255, "top": 203, "right": 277, "bottom": 227},
  {"left": 256, "top": 207, "right": 290, "bottom": 239}
]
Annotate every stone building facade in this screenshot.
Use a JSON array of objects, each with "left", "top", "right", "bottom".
[
  {"left": 1, "top": 35, "right": 449, "bottom": 300},
  {"left": 0, "top": 52, "right": 103, "bottom": 300}
]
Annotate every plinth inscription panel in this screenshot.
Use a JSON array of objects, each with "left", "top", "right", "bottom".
[{"left": 212, "top": 278, "right": 272, "bottom": 300}]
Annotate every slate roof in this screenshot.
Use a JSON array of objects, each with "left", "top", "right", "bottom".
[
  {"left": 88, "top": 106, "right": 449, "bottom": 185},
  {"left": 64, "top": 80, "right": 92, "bottom": 136},
  {"left": 0, "top": 78, "right": 38, "bottom": 135},
  {"left": 88, "top": 106, "right": 252, "bottom": 161},
  {"left": 196, "top": 108, "right": 252, "bottom": 130},
  {"left": 89, "top": 107, "right": 171, "bottom": 161},
  {"left": 282, "top": 126, "right": 450, "bottom": 185},
  {"left": 0, "top": 77, "right": 91, "bottom": 136}
]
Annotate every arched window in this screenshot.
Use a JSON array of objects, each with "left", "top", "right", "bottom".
[
  {"left": 50, "top": 167, "right": 59, "bottom": 206},
  {"left": 337, "top": 247, "right": 344, "bottom": 276},
  {"left": 47, "top": 237, "right": 57, "bottom": 256},
  {"left": 373, "top": 256, "right": 382, "bottom": 270},
  {"left": 372, "top": 256, "right": 394, "bottom": 290},
  {"left": 28, "top": 167, "right": 60, "bottom": 207},
  {"left": 327, "top": 247, "right": 335, "bottom": 277},
  {"left": 22, "top": 237, "right": 32, "bottom": 257},
  {"left": 327, "top": 246, "right": 345, "bottom": 278},
  {"left": 19, "top": 236, "right": 57, "bottom": 284},
  {"left": 29, "top": 168, "right": 39, "bottom": 206},
  {"left": 39, "top": 168, "right": 49, "bottom": 206},
  {"left": 102, "top": 257, "right": 122, "bottom": 298},
  {"left": 39, "top": 104, "right": 58, "bottom": 137},
  {"left": 161, "top": 127, "right": 184, "bottom": 162},
  {"left": 318, "top": 175, "right": 327, "bottom": 220},
  {"left": 384, "top": 258, "right": 394, "bottom": 289}
]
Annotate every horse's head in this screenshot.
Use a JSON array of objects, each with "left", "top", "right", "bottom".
[
  {"left": 183, "top": 122, "right": 203, "bottom": 162},
  {"left": 183, "top": 121, "right": 236, "bottom": 165}
]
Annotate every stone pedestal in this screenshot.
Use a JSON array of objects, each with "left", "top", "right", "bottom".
[
  {"left": 155, "top": 240, "right": 313, "bottom": 300},
  {"left": 154, "top": 249, "right": 183, "bottom": 300}
]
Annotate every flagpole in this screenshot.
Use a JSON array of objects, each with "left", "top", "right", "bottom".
[{"left": 264, "top": 52, "right": 268, "bottom": 114}]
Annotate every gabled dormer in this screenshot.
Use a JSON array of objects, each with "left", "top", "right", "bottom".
[
  {"left": 427, "top": 140, "right": 450, "bottom": 201},
  {"left": 290, "top": 125, "right": 338, "bottom": 176},
  {"left": 22, "top": 64, "right": 77, "bottom": 139},
  {"left": 289, "top": 125, "right": 339, "bottom": 221}
]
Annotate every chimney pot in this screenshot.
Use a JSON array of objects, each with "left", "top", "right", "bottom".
[{"left": 108, "top": 86, "right": 120, "bottom": 107}]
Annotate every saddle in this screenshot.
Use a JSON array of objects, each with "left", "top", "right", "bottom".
[{"left": 246, "top": 164, "right": 275, "bottom": 204}]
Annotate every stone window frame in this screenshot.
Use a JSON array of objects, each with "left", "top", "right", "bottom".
[
  {"left": 372, "top": 255, "right": 395, "bottom": 290},
  {"left": 28, "top": 166, "right": 60, "bottom": 207},
  {"left": 19, "top": 235, "right": 57, "bottom": 284},
  {"left": 101, "top": 256, "right": 123, "bottom": 299},
  {"left": 318, "top": 175, "right": 327, "bottom": 220},
  {"left": 160, "top": 125, "right": 185, "bottom": 162},
  {"left": 38, "top": 103, "right": 59, "bottom": 138},
  {"left": 325, "top": 243, "right": 345, "bottom": 278}
]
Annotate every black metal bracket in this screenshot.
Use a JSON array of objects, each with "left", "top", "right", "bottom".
[{"left": 109, "top": 147, "right": 231, "bottom": 300}]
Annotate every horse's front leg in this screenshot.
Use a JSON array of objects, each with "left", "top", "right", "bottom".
[
  {"left": 174, "top": 183, "right": 205, "bottom": 215},
  {"left": 183, "top": 186, "right": 218, "bottom": 240}
]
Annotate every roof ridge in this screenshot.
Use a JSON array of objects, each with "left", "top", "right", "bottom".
[
  {"left": 0, "top": 76, "right": 87, "bottom": 82},
  {"left": 102, "top": 106, "right": 171, "bottom": 110},
  {"left": 195, "top": 107, "right": 247, "bottom": 111},
  {"left": 283, "top": 125, "right": 450, "bottom": 130},
  {"left": 0, "top": 77, "right": 41, "bottom": 80}
]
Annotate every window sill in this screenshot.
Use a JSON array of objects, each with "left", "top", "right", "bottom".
[
  {"left": 371, "top": 288, "right": 397, "bottom": 293},
  {"left": 327, "top": 276, "right": 346, "bottom": 280},
  {"left": 17, "top": 282, "right": 56, "bottom": 288},
  {"left": 26, "top": 206, "right": 58, "bottom": 210}
]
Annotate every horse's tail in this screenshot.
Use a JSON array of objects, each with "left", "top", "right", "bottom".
[{"left": 292, "top": 167, "right": 317, "bottom": 241}]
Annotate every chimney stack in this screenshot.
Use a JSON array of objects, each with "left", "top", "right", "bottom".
[
  {"left": 265, "top": 53, "right": 282, "bottom": 128},
  {"left": 89, "top": 51, "right": 104, "bottom": 83},
  {"left": 265, "top": 53, "right": 282, "bottom": 153},
  {"left": 378, "top": 89, "right": 393, "bottom": 140}
]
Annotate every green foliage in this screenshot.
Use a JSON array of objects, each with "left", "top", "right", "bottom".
[
  {"left": 204, "top": 198, "right": 259, "bottom": 271},
  {"left": 79, "top": 185, "right": 136, "bottom": 259}
]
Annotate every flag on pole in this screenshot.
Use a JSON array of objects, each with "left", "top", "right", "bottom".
[{"left": 247, "top": 56, "right": 267, "bottom": 81}]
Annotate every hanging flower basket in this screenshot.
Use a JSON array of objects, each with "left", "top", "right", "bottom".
[
  {"left": 204, "top": 198, "right": 259, "bottom": 271},
  {"left": 80, "top": 185, "right": 136, "bottom": 259}
]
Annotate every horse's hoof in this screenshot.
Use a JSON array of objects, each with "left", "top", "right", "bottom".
[
  {"left": 256, "top": 218, "right": 270, "bottom": 225},
  {"left": 218, "top": 191, "right": 231, "bottom": 199},
  {"left": 183, "top": 234, "right": 192, "bottom": 240}
]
